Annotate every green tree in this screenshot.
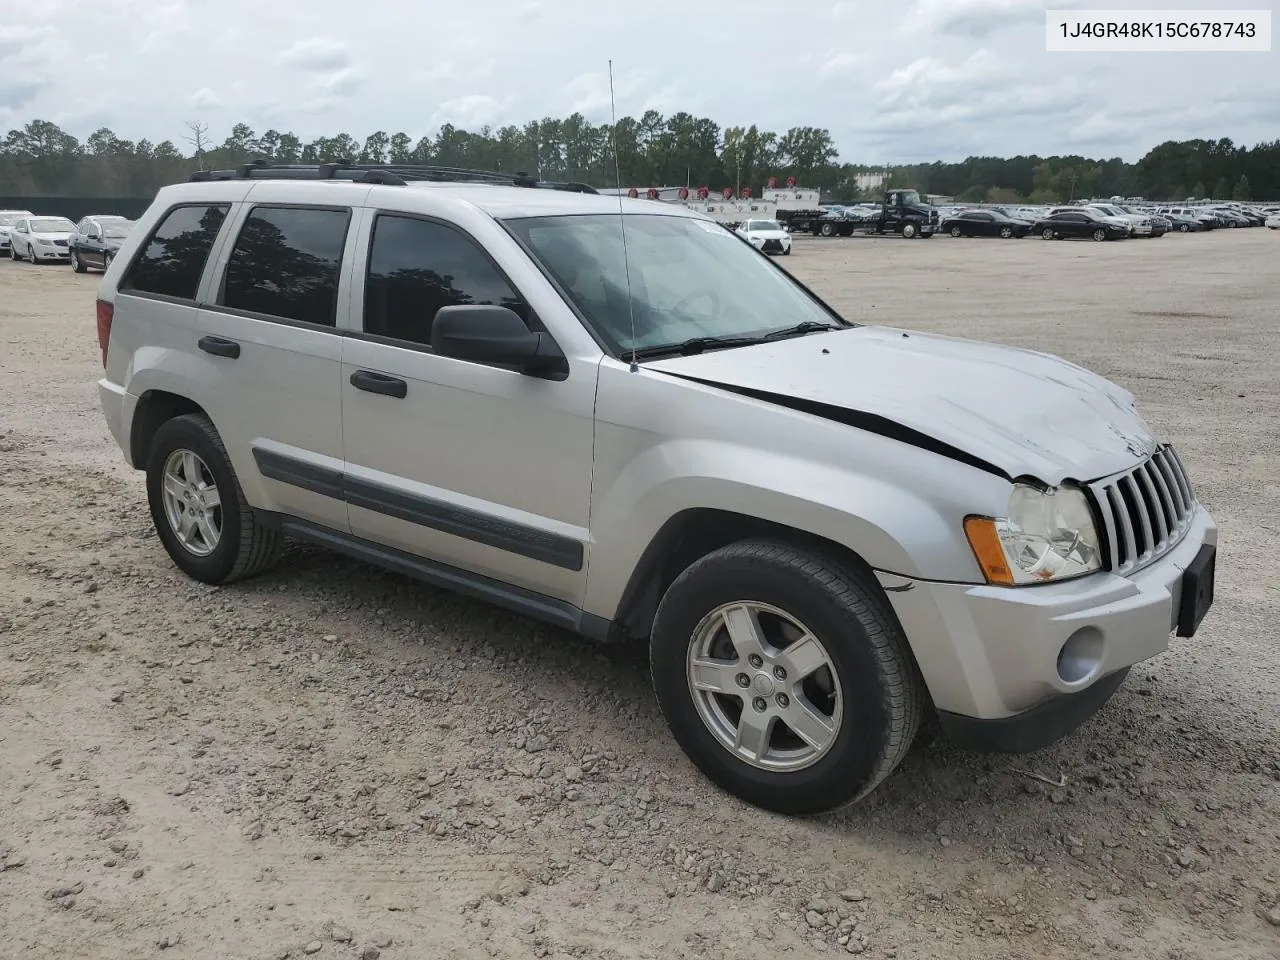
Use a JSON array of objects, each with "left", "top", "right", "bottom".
[
  {"left": 1231, "top": 175, "right": 1251, "bottom": 201},
  {"left": 1211, "top": 176, "right": 1230, "bottom": 200},
  {"left": 1190, "top": 181, "right": 1205, "bottom": 198}
]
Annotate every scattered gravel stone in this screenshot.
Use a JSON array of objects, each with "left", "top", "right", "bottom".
[
  {"left": 332, "top": 927, "right": 352, "bottom": 943},
  {"left": 1264, "top": 907, "right": 1280, "bottom": 927},
  {"left": 372, "top": 934, "right": 393, "bottom": 948},
  {"left": 840, "top": 889, "right": 866, "bottom": 903},
  {"left": 361, "top": 948, "right": 380, "bottom": 960},
  {"left": 303, "top": 941, "right": 323, "bottom": 954},
  {"left": 157, "top": 934, "right": 182, "bottom": 949}
]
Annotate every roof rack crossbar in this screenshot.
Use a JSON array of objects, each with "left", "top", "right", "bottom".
[{"left": 186, "top": 162, "right": 598, "bottom": 193}]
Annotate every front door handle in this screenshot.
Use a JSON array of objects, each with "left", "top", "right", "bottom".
[
  {"left": 350, "top": 370, "right": 407, "bottom": 399},
  {"left": 198, "top": 335, "right": 240, "bottom": 359}
]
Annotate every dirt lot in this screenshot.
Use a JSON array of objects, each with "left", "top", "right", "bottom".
[{"left": 2, "top": 229, "right": 1278, "bottom": 960}]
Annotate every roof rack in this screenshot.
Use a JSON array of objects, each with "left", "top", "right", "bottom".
[{"left": 187, "top": 161, "right": 598, "bottom": 194}]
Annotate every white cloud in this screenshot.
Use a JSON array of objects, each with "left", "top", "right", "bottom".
[
  {"left": 905, "top": 0, "right": 1084, "bottom": 37},
  {"left": 431, "top": 94, "right": 508, "bottom": 129},
  {"left": 417, "top": 58, "right": 498, "bottom": 84},
  {"left": 564, "top": 69, "right": 661, "bottom": 118},
  {"left": 309, "top": 67, "right": 365, "bottom": 97},
  {"left": 189, "top": 87, "right": 223, "bottom": 110},
  {"left": 0, "top": 0, "right": 1276, "bottom": 166},
  {"left": 278, "top": 37, "right": 350, "bottom": 72},
  {"left": 821, "top": 52, "right": 863, "bottom": 77}
]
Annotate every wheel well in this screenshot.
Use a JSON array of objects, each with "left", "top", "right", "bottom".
[
  {"left": 129, "top": 391, "right": 206, "bottom": 469},
  {"left": 612, "top": 509, "right": 881, "bottom": 642}
]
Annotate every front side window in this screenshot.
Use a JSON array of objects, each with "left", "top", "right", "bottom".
[
  {"left": 505, "top": 213, "right": 846, "bottom": 357},
  {"left": 121, "top": 204, "right": 228, "bottom": 300},
  {"left": 363, "top": 215, "right": 528, "bottom": 348},
  {"left": 220, "top": 206, "right": 351, "bottom": 327}
]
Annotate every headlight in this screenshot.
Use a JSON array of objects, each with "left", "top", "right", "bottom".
[{"left": 964, "top": 483, "right": 1102, "bottom": 585}]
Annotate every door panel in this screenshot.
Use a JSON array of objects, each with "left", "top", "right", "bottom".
[
  {"left": 339, "top": 210, "right": 596, "bottom": 604},
  {"left": 340, "top": 337, "right": 596, "bottom": 602},
  {"left": 194, "top": 308, "right": 348, "bottom": 529},
  {"left": 190, "top": 196, "right": 359, "bottom": 532}
]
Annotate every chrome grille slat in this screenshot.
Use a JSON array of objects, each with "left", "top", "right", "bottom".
[
  {"left": 1088, "top": 444, "right": 1197, "bottom": 576},
  {"left": 1137, "top": 464, "right": 1168, "bottom": 544}
]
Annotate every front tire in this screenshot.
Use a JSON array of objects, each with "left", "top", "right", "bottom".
[
  {"left": 649, "top": 540, "right": 923, "bottom": 815},
  {"left": 71, "top": 250, "right": 87, "bottom": 273},
  {"left": 1092, "top": 228, "right": 1107, "bottom": 242},
  {"left": 901, "top": 222, "right": 918, "bottom": 239},
  {"left": 950, "top": 226, "right": 962, "bottom": 238},
  {"left": 1000, "top": 226, "right": 1013, "bottom": 239},
  {"left": 1041, "top": 227, "right": 1055, "bottom": 240},
  {"left": 145, "top": 414, "right": 283, "bottom": 584}
]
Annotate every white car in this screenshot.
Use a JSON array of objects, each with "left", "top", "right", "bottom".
[
  {"left": 1266, "top": 215, "right": 1280, "bottom": 230},
  {"left": 0, "top": 209, "right": 34, "bottom": 255},
  {"left": 735, "top": 218, "right": 793, "bottom": 255},
  {"left": 8, "top": 215, "right": 78, "bottom": 263},
  {"left": 1086, "top": 203, "right": 1153, "bottom": 236}
]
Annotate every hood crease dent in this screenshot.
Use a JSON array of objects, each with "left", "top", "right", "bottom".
[{"left": 644, "top": 326, "right": 1158, "bottom": 487}]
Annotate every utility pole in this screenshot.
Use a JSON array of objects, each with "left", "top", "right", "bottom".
[{"left": 1068, "top": 172, "right": 1079, "bottom": 202}]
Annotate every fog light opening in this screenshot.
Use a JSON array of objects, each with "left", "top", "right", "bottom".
[{"left": 1057, "top": 627, "right": 1105, "bottom": 685}]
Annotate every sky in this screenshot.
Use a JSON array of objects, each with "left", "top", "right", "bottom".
[{"left": 0, "top": 0, "right": 1276, "bottom": 164}]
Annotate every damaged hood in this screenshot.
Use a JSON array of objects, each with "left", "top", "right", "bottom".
[{"left": 644, "top": 325, "right": 1157, "bottom": 486}]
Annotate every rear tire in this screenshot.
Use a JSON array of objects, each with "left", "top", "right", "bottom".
[
  {"left": 649, "top": 540, "right": 923, "bottom": 815},
  {"left": 145, "top": 414, "right": 283, "bottom": 585},
  {"left": 819, "top": 222, "right": 835, "bottom": 237},
  {"left": 1041, "top": 227, "right": 1055, "bottom": 240},
  {"left": 1179, "top": 223, "right": 1190, "bottom": 232},
  {"left": 950, "top": 226, "right": 962, "bottom": 238},
  {"left": 1000, "top": 226, "right": 1013, "bottom": 239}
]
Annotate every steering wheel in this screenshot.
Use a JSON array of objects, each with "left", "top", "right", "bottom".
[{"left": 670, "top": 288, "right": 721, "bottom": 320}]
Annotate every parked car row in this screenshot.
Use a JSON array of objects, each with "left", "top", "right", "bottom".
[
  {"left": 938, "top": 199, "right": 1278, "bottom": 242},
  {"left": 2, "top": 211, "right": 137, "bottom": 269}
]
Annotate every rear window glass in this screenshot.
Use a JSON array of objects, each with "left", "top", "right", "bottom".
[{"left": 121, "top": 204, "right": 229, "bottom": 301}]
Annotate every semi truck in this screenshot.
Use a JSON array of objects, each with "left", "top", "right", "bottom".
[{"left": 779, "top": 189, "right": 940, "bottom": 238}]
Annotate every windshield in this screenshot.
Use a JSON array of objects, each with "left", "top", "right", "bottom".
[
  {"left": 506, "top": 214, "right": 845, "bottom": 356},
  {"left": 0, "top": 214, "right": 24, "bottom": 226},
  {"left": 102, "top": 220, "right": 135, "bottom": 239},
  {"left": 895, "top": 190, "right": 922, "bottom": 206},
  {"left": 745, "top": 220, "right": 782, "bottom": 231},
  {"left": 31, "top": 217, "right": 75, "bottom": 233}
]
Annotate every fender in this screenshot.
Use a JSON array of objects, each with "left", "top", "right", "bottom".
[{"left": 581, "top": 437, "right": 1010, "bottom": 623}]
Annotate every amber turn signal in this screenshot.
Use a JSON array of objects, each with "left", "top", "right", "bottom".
[{"left": 964, "top": 516, "right": 1014, "bottom": 586}]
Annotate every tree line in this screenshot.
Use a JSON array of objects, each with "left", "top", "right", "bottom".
[{"left": 2, "top": 115, "right": 1276, "bottom": 203}]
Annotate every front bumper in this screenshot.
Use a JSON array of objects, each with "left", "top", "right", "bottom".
[
  {"left": 32, "top": 245, "right": 70, "bottom": 260},
  {"left": 876, "top": 503, "right": 1217, "bottom": 739}
]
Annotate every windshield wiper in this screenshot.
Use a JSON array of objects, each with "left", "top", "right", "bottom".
[
  {"left": 762, "top": 320, "right": 841, "bottom": 340},
  {"left": 629, "top": 335, "right": 768, "bottom": 359},
  {"left": 629, "top": 321, "right": 842, "bottom": 361}
]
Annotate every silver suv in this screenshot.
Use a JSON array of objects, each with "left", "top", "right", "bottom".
[{"left": 94, "top": 164, "right": 1218, "bottom": 815}]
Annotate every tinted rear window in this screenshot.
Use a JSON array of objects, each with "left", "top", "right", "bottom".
[
  {"left": 121, "top": 204, "right": 229, "bottom": 301},
  {"left": 220, "top": 206, "right": 351, "bottom": 327}
]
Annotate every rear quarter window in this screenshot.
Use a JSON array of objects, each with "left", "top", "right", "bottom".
[{"left": 120, "top": 204, "right": 230, "bottom": 301}]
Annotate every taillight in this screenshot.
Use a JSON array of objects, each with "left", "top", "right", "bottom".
[{"left": 96, "top": 299, "right": 114, "bottom": 367}]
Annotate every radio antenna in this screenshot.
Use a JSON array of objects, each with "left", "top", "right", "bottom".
[{"left": 607, "top": 59, "right": 639, "bottom": 373}]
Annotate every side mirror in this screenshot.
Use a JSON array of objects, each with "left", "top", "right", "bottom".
[{"left": 431, "top": 305, "right": 568, "bottom": 380}]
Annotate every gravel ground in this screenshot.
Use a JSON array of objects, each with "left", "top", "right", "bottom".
[{"left": 1, "top": 229, "right": 1278, "bottom": 960}]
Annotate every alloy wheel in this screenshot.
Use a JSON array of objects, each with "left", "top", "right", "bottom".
[{"left": 686, "top": 600, "right": 842, "bottom": 772}]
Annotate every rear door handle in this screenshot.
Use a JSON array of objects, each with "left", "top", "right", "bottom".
[
  {"left": 198, "top": 335, "right": 240, "bottom": 359},
  {"left": 350, "top": 370, "right": 407, "bottom": 399}
]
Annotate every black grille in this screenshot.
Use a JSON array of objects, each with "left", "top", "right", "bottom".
[{"left": 762, "top": 239, "right": 783, "bottom": 252}]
